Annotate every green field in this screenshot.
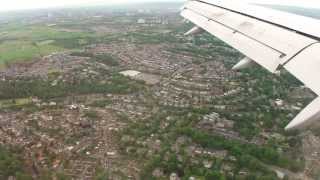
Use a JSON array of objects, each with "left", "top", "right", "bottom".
[
  {"left": 0, "top": 23, "right": 93, "bottom": 66},
  {"left": 0, "top": 41, "right": 64, "bottom": 65},
  {"left": 0, "top": 97, "right": 32, "bottom": 109}
]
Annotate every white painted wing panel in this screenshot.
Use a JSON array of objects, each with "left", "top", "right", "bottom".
[
  {"left": 181, "top": 9, "right": 283, "bottom": 72},
  {"left": 184, "top": 1, "right": 316, "bottom": 60},
  {"left": 282, "top": 43, "right": 320, "bottom": 130},
  {"left": 284, "top": 43, "right": 320, "bottom": 95},
  {"left": 200, "top": 0, "right": 320, "bottom": 39}
]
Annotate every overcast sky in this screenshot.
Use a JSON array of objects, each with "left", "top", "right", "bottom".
[
  {"left": 1, "top": 0, "right": 320, "bottom": 12},
  {"left": 0, "top": 0, "right": 182, "bottom": 11},
  {"left": 242, "top": 0, "right": 320, "bottom": 8}
]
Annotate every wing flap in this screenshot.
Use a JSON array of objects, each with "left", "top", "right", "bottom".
[
  {"left": 184, "top": 1, "right": 316, "bottom": 56},
  {"left": 181, "top": 9, "right": 283, "bottom": 72},
  {"left": 284, "top": 43, "right": 320, "bottom": 95},
  {"left": 197, "top": 0, "right": 320, "bottom": 40}
]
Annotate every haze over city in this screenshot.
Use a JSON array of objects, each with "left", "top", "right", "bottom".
[
  {"left": 1, "top": 0, "right": 183, "bottom": 11},
  {"left": 1, "top": 0, "right": 320, "bottom": 11}
]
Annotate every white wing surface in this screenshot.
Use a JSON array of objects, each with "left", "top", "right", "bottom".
[{"left": 181, "top": 0, "right": 320, "bottom": 130}]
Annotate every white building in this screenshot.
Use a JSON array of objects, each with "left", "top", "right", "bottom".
[{"left": 137, "top": 18, "right": 146, "bottom": 24}]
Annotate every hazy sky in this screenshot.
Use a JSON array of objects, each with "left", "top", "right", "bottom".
[
  {"left": 1, "top": 0, "right": 320, "bottom": 12},
  {"left": 242, "top": 0, "right": 320, "bottom": 8},
  {"left": 0, "top": 0, "right": 182, "bottom": 11}
]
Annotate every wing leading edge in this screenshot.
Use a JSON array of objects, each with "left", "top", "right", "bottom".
[{"left": 181, "top": 0, "right": 320, "bottom": 130}]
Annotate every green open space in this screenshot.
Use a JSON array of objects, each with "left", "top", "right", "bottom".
[{"left": 0, "top": 23, "right": 95, "bottom": 66}]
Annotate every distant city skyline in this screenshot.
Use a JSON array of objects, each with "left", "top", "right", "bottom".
[
  {"left": 0, "top": 0, "right": 319, "bottom": 12},
  {"left": 0, "top": 0, "right": 185, "bottom": 12}
]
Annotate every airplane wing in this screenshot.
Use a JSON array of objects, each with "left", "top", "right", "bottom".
[{"left": 181, "top": 0, "right": 320, "bottom": 130}]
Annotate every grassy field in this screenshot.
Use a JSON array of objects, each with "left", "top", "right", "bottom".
[
  {"left": 0, "top": 23, "right": 93, "bottom": 66},
  {"left": 0, "top": 41, "right": 64, "bottom": 65},
  {"left": 0, "top": 97, "right": 32, "bottom": 108}
]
